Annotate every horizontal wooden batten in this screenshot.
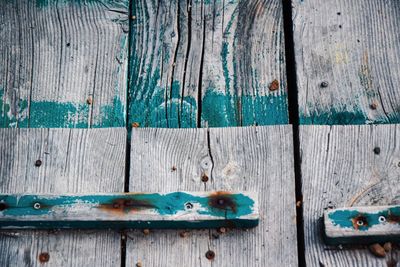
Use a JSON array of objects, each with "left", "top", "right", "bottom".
[
  {"left": 323, "top": 205, "right": 400, "bottom": 245},
  {"left": 0, "top": 192, "right": 258, "bottom": 230}
]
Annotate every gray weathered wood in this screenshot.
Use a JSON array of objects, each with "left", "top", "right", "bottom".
[
  {"left": 0, "top": 0, "right": 128, "bottom": 128},
  {"left": 127, "top": 126, "right": 298, "bottom": 267},
  {"left": 0, "top": 128, "right": 126, "bottom": 266},
  {"left": 293, "top": 0, "right": 400, "bottom": 124},
  {"left": 129, "top": 0, "right": 288, "bottom": 128},
  {"left": 300, "top": 125, "right": 400, "bottom": 266}
]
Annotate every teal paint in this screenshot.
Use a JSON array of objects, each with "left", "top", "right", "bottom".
[
  {"left": 0, "top": 88, "right": 125, "bottom": 128},
  {"left": 202, "top": 89, "right": 288, "bottom": 127},
  {"left": 324, "top": 206, "right": 400, "bottom": 245},
  {"left": 328, "top": 207, "right": 400, "bottom": 231},
  {"left": 299, "top": 106, "right": 399, "bottom": 125},
  {"left": 0, "top": 192, "right": 258, "bottom": 229}
]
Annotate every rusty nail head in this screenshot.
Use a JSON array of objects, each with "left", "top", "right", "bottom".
[
  {"left": 269, "top": 79, "right": 279, "bottom": 91},
  {"left": 370, "top": 102, "right": 378, "bottom": 110},
  {"left": 171, "top": 166, "right": 177, "bottom": 172},
  {"left": 39, "top": 252, "right": 50, "bottom": 263},
  {"left": 35, "top": 160, "right": 42, "bottom": 167},
  {"left": 201, "top": 174, "right": 209, "bottom": 182},
  {"left": 132, "top": 122, "right": 140, "bottom": 128},
  {"left": 86, "top": 97, "right": 93, "bottom": 105},
  {"left": 205, "top": 250, "right": 215, "bottom": 260},
  {"left": 143, "top": 229, "right": 150, "bottom": 235},
  {"left": 218, "top": 227, "right": 226, "bottom": 234},
  {"left": 136, "top": 261, "right": 142, "bottom": 267},
  {"left": 373, "top": 147, "right": 381, "bottom": 155},
  {"left": 320, "top": 81, "right": 329, "bottom": 88}
]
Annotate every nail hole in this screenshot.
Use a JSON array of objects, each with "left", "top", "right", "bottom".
[
  {"left": 33, "top": 202, "right": 41, "bottom": 210},
  {"left": 66, "top": 42, "right": 70, "bottom": 47},
  {"left": 378, "top": 216, "right": 386, "bottom": 223},
  {"left": 0, "top": 202, "right": 7, "bottom": 211},
  {"left": 185, "top": 202, "right": 193, "bottom": 210},
  {"left": 320, "top": 81, "right": 329, "bottom": 88},
  {"left": 373, "top": 147, "right": 381, "bottom": 155},
  {"left": 35, "top": 160, "right": 42, "bottom": 167},
  {"left": 205, "top": 250, "right": 215, "bottom": 260},
  {"left": 356, "top": 220, "right": 364, "bottom": 226}
]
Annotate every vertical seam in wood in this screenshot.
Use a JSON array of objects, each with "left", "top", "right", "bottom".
[
  {"left": 196, "top": 1, "right": 206, "bottom": 128},
  {"left": 282, "top": 0, "right": 306, "bottom": 266}
]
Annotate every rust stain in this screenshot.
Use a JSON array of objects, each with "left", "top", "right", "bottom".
[
  {"left": 99, "top": 197, "right": 155, "bottom": 214},
  {"left": 387, "top": 213, "right": 400, "bottom": 224},
  {"left": 208, "top": 192, "right": 237, "bottom": 213}
]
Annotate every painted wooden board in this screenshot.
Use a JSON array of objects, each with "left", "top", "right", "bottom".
[
  {"left": 293, "top": 0, "right": 400, "bottom": 124},
  {"left": 0, "top": 0, "right": 128, "bottom": 128},
  {"left": 0, "top": 192, "right": 258, "bottom": 229},
  {"left": 126, "top": 126, "right": 298, "bottom": 266},
  {"left": 129, "top": 0, "right": 288, "bottom": 128},
  {"left": 300, "top": 125, "right": 400, "bottom": 266},
  {"left": 324, "top": 205, "right": 400, "bottom": 245},
  {"left": 0, "top": 128, "right": 126, "bottom": 266}
]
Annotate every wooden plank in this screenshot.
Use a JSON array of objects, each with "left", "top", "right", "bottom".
[
  {"left": 129, "top": 0, "right": 288, "bottom": 128},
  {"left": 126, "top": 126, "right": 298, "bottom": 266},
  {"left": 0, "top": 192, "right": 258, "bottom": 229},
  {"left": 0, "top": 128, "right": 126, "bottom": 266},
  {"left": 324, "top": 205, "right": 400, "bottom": 245},
  {"left": 293, "top": 0, "right": 400, "bottom": 124},
  {"left": 300, "top": 125, "right": 400, "bottom": 266},
  {"left": 0, "top": 0, "right": 128, "bottom": 128}
]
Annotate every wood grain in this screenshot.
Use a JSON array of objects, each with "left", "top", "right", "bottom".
[
  {"left": 0, "top": 128, "right": 126, "bottom": 266},
  {"left": 126, "top": 126, "right": 298, "bottom": 267},
  {"left": 293, "top": 0, "right": 400, "bottom": 124},
  {"left": 0, "top": 192, "right": 259, "bottom": 229},
  {"left": 300, "top": 125, "right": 400, "bottom": 266},
  {"left": 129, "top": 0, "right": 288, "bottom": 128},
  {"left": 0, "top": 0, "right": 128, "bottom": 128}
]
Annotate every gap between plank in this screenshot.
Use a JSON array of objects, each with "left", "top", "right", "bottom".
[{"left": 282, "top": 0, "right": 306, "bottom": 266}]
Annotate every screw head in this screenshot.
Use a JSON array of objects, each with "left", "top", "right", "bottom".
[
  {"left": 38, "top": 252, "right": 50, "bottom": 263},
  {"left": 35, "top": 160, "right": 42, "bottom": 167},
  {"left": 320, "top": 81, "right": 329, "bottom": 88},
  {"left": 33, "top": 202, "right": 41, "bottom": 210},
  {"left": 185, "top": 202, "right": 193, "bottom": 210},
  {"left": 205, "top": 250, "right": 215, "bottom": 260}
]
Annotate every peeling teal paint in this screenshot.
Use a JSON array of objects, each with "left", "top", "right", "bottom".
[
  {"left": 300, "top": 108, "right": 368, "bottom": 125},
  {"left": 0, "top": 88, "right": 125, "bottom": 128},
  {"left": 202, "top": 89, "right": 288, "bottom": 127},
  {"left": 0, "top": 192, "right": 258, "bottom": 229},
  {"left": 328, "top": 207, "right": 400, "bottom": 231}
]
